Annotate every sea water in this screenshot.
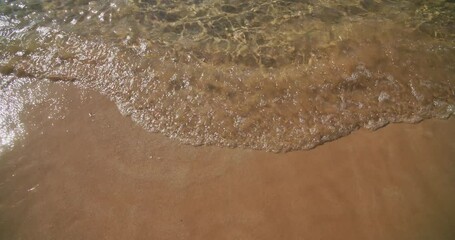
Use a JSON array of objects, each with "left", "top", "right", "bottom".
[{"left": 0, "top": 0, "right": 454, "bottom": 151}]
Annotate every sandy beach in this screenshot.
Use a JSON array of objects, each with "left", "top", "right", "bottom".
[
  {"left": 1, "top": 82, "right": 454, "bottom": 240},
  {"left": 1, "top": 1, "right": 455, "bottom": 239}
]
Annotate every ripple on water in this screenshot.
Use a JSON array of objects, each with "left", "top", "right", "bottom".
[{"left": 0, "top": 0, "right": 454, "bottom": 151}]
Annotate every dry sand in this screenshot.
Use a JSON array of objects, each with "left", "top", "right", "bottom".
[{"left": 1, "top": 83, "right": 454, "bottom": 240}]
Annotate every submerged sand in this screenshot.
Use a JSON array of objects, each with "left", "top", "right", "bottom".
[
  {"left": 0, "top": 81, "right": 454, "bottom": 240},
  {"left": 2, "top": 0, "right": 454, "bottom": 151}
]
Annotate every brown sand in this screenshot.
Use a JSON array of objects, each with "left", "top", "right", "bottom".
[{"left": 1, "top": 83, "right": 455, "bottom": 240}]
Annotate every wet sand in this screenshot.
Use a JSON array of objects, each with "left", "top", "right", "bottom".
[{"left": 1, "top": 83, "right": 455, "bottom": 240}]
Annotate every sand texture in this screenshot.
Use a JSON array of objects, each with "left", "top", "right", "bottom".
[{"left": 1, "top": 83, "right": 454, "bottom": 240}]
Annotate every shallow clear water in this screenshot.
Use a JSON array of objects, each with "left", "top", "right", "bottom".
[{"left": 1, "top": 0, "right": 454, "bottom": 151}]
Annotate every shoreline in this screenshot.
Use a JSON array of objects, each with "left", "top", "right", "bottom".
[{"left": 1, "top": 82, "right": 454, "bottom": 239}]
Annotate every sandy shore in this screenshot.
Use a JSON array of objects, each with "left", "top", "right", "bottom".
[{"left": 1, "top": 82, "right": 454, "bottom": 240}]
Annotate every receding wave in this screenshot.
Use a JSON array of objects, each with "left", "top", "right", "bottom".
[{"left": 1, "top": 0, "right": 454, "bottom": 151}]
